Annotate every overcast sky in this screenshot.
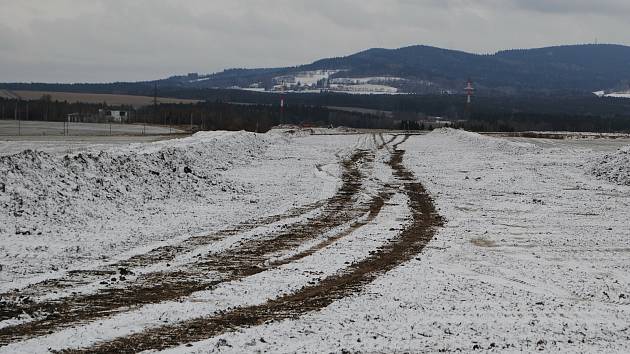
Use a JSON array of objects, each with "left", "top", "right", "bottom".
[{"left": 1, "top": 0, "right": 629, "bottom": 83}]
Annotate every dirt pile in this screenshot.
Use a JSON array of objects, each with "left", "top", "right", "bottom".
[
  {"left": 0, "top": 131, "right": 272, "bottom": 237},
  {"left": 591, "top": 145, "right": 630, "bottom": 186}
]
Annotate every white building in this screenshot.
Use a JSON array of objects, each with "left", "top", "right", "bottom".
[{"left": 98, "top": 109, "right": 129, "bottom": 123}]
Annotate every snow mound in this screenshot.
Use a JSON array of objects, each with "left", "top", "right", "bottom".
[
  {"left": 590, "top": 145, "right": 630, "bottom": 186},
  {"left": 0, "top": 131, "right": 272, "bottom": 236},
  {"left": 429, "top": 128, "right": 540, "bottom": 154}
]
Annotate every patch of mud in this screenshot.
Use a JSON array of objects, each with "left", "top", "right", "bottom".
[{"left": 471, "top": 238, "right": 497, "bottom": 248}]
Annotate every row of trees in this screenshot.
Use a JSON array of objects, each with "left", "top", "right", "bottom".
[
  {"left": 2, "top": 93, "right": 630, "bottom": 133},
  {"left": 0, "top": 95, "right": 122, "bottom": 122},
  {"left": 462, "top": 112, "right": 630, "bottom": 133},
  {"left": 0, "top": 97, "right": 398, "bottom": 132},
  {"left": 132, "top": 101, "right": 398, "bottom": 131}
]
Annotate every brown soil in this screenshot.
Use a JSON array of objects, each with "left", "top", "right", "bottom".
[{"left": 471, "top": 238, "right": 497, "bottom": 248}]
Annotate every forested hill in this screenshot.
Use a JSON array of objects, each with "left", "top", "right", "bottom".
[
  {"left": 301, "top": 44, "right": 630, "bottom": 93},
  {"left": 2, "top": 44, "right": 630, "bottom": 95}
]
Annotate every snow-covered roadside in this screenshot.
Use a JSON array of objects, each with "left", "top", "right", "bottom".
[
  {"left": 181, "top": 130, "right": 630, "bottom": 353},
  {"left": 0, "top": 131, "right": 360, "bottom": 289}
]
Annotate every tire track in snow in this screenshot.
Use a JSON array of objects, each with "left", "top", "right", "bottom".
[
  {"left": 0, "top": 200, "right": 328, "bottom": 325},
  {"left": 0, "top": 142, "right": 390, "bottom": 346},
  {"left": 64, "top": 135, "right": 443, "bottom": 354},
  {"left": 0, "top": 201, "right": 325, "bottom": 300}
]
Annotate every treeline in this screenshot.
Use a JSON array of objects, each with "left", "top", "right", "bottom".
[
  {"left": 0, "top": 97, "right": 397, "bottom": 132},
  {"left": 0, "top": 95, "right": 115, "bottom": 121},
  {"left": 133, "top": 102, "right": 396, "bottom": 131},
  {"left": 176, "top": 90, "right": 630, "bottom": 132},
  {"left": 3, "top": 92, "right": 630, "bottom": 133},
  {"left": 462, "top": 112, "right": 630, "bottom": 133},
  {"left": 148, "top": 89, "right": 630, "bottom": 119},
  {"left": 3, "top": 83, "right": 630, "bottom": 117}
]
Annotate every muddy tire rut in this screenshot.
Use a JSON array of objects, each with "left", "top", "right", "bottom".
[
  {"left": 59, "top": 135, "right": 443, "bottom": 354},
  {"left": 0, "top": 144, "right": 393, "bottom": 346},
  {"left": 0, "top": 200, "right": 326, "bottom": 303}
]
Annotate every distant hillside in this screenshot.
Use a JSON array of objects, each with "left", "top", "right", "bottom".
[{"left": 2, "top": 44, "right": 630, "bottom": 96}]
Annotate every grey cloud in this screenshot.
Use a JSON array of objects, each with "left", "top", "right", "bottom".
[
  {"left": 0, "top": 0, "right": 628, "bottom": 83},
  {"left": 504, "top": 0, "right": 630, "bottom": 15}
]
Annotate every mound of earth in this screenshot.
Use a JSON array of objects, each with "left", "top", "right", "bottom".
[{"left": 591, "top": 145, "right": 630, "bottom": 186}]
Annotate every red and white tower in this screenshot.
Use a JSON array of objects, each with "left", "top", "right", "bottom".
[
  {"left": 280, "top": 80, "right": 286, "bottom": 123},
  {"left": 465, "top": 79, "right": 474, "bottom": 105}
]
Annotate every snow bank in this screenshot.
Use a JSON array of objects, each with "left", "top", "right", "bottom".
[
  {"left": 591, "top": 145, "right": 630, "bottom": 185},
  {"left": 0, "top": 131, "right": 272, "bottom": 237},
  {"left": 429, "top": 128, "right": 540, "bottom": 154}
]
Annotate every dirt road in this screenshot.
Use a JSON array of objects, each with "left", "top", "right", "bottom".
[{"left": 0, "top": 134, "right": 442, "bottom": 353}]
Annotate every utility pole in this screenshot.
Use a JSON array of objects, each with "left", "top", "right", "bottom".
[
  {"left": 280, "top": 95, "right": 285, "bottom": 125},
  {"left": 190, "top": 112, "right": 193, "bottom": 133},
  {"left": 280, "top": 80, "right": 286, "bottom": 125},
  {"left": 65, "top": 112, "right": 69, "bottom": 136},
  {"left": 153, "top": 83, "right": 158, "bottom": 126},
  {"left": 15, "top": 100, "right": 20, "bottom": 136},
  {"left": 465, "top": 79, "right": 474, "bottom": 120}
]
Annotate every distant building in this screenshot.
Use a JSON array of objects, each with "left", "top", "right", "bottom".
[
  {"left": 67, "top": 110, "right": 130, "bottom": 123},
  {"left": 66, "top": 113, "right": 83, "bottom": 123},
  {"left": 99, "top": 109, "right": 129, "bottom": 123}
]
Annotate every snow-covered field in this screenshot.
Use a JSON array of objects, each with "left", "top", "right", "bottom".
[
  {"left": 273, "top": 70, "right": 342, "bottom": 88},
  {"left": 329, "top": 83, "right": 399, "bottom": 94},
  {"left": 241, "top": 70, "right": 406, "bottom": 94},
  {"left": 593, "top": 90, "right": 630, "bottom": 99},
  {"left": 1, "top": 128, "right": 629, "bottom": 353},
  {"left": 0, "top": 120, "right": 184, "bottom": 138},
  {"left": 605, "top": 92, "right": 630, "bottom": 99}
]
